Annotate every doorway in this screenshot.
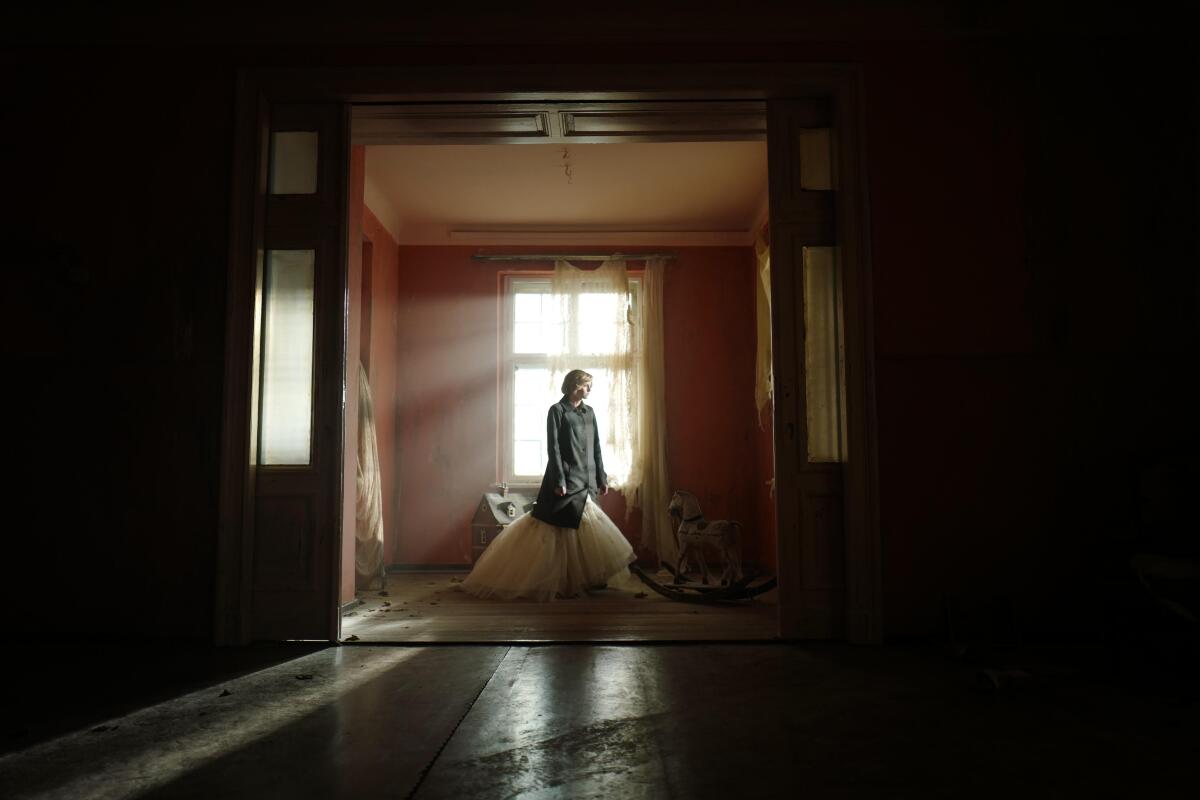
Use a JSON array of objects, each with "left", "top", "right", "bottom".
[
  {"left": 342, "top": 124, "right": 776, "bottom": 641},
  {"left": 215, "top": 69, "right": 881, "bottom": 646}
]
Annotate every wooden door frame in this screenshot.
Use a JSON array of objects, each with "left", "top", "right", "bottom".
[{"left": 216, "top": 62, "right": 881, "bottom": 645}]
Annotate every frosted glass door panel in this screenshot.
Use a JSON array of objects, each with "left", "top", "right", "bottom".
[
  {"left": 269, "top": 131, "right": 319, "bottom": 195},
  {"left": 803, "top": 246, "right": 845, "bottom": 462},
  {"left": 261, "top": 250, "right": 316, "bottom": 465}
]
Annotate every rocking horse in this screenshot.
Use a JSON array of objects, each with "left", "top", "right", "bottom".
[
  {"left": 626, "top": 490, "right": 775, "bottom": 604},
  {"left": 667, "top": 489, "right": 744, "bottom": 586}
]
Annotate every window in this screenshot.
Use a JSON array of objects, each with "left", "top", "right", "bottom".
[{"left": 502, "top": 275, "right": 639, "bottom": 485}]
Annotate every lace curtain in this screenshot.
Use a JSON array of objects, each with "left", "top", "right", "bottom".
[
  {"left": 547, "top": 258, "right": 676, "bottom": 565},
  {"left": 631, "top": 259, "right": 676, "bottom": 566},
  {"left": 754, "top": 229, "right": 773, "bottom": 426},
  {"left": 548, "top": 259, "right": 637, "bottom": 484},
  {"left": 355, "top": 362, "right": 386, "bottom": 589}
]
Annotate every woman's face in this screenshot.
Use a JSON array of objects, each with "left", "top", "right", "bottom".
[{"left": 574, "top": 381, "right": 593, "bottom": 401}]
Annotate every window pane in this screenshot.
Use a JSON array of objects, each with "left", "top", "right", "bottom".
[
  {"left": 514, "top": 292, "right": 542, "bottom": 322},
  {"left": 515, "top": 440, "right": 544, "bottom": 477},
  {"left": 543, "top": 321, "right": 564, "bottom": 355},
  {"left": 512, "top": 287, "right": 563, "bottom": 355},
  {"left": 269, "top": 131, "right": 319, "bottom": 195},
  {"left": 260, "top": 249, "right": 315, "bottom": 465},
  {"left": 803, "top": 246, "right": 844, "bottom": 462},
  {"left": 583, "top": 367, "right": 610, "bottom": 422},
  {"left": 515, "top": 367, "right": 551, "bottom": 406},
  {"left": 514, "top": 406, "right": 543, "bottom": 441},
  {"left": 514, "top": 367, "right": 550, "bottom": 476},
  {"left": 577, "top": 293, "right": 621, "bottom": 354},
  {"left": 514, "top": 322, "right": 542, "bottom": 354}
]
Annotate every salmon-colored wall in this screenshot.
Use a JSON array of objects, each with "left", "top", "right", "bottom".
[
  {"left": 391, "top": 246, "right": 772, "bottom": 569},
  {"left": 662, "top": 247, "right": 770, "bottom": 568}
]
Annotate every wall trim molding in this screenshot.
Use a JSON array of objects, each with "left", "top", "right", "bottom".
[{"left": 447, "top": 229, "right": 756, "bottom": 246}]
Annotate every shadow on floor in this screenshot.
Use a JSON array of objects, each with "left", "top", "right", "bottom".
[{"left": 2, "top": 636, "right": 327, "bottom": 756}]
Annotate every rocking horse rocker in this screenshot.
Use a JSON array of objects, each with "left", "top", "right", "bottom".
[{"left": 629, "top": 489, "right": 777, "bottom": 604}]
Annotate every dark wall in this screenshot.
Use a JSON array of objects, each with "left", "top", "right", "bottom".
[
  {"left": 1, "top": 11, "right": 1192, "bottom": 642},
  {"left": 1, "top": 57, "right": 237, "bottom": 641},
  {"left": 868, "top": 39, "right": 1197, "bottom": 636}
]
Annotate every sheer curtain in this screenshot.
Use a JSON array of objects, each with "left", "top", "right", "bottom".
[
  {"left": 548, "top": 259, "right": 637, "bottom": 483},
  {"left": 754, "top": 228, "right": 773, "bottom": 426},
  {"left": 629, "top": 258, "right": 676, "bottom": 566},
  {"left": 355, "top": 362, "right": 386, "bottom": 589},
  {"left": 546, "top": 258, "right": 675, "bottom": 565}
]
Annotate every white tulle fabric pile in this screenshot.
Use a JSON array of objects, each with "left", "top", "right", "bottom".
[{"left": 461, "top": 497, "right": 637, "bottom": 602}]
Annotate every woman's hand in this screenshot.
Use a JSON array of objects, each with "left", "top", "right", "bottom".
[
  {"left": 555, "top": 486, "right": 566, "bottom": 497},
  {"left": 599, "top": 484, "right": 609, "bottom": 496}
]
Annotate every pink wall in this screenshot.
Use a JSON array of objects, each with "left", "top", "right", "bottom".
[
  {"left": 662, "top": 247, "right": 769, "bottom": 568},
  {"left": 390, "top": 246, "right": 772, "bottom": 569}
]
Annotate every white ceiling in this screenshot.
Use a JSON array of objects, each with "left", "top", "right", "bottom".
[{"left": 364, "top": 141, "right": 768, "bottom": 246}]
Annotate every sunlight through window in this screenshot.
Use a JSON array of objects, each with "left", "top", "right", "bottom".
[{"left": 505, "top": 278, "right": 637, "bottom": 483}]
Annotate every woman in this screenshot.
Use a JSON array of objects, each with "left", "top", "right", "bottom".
[{"left": 461, "top": 369, "right": 636, "bottom": 601}]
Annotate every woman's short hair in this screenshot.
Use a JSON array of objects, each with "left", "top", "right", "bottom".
[{"left": 561, "top": 369, "right": 594, "bottom": 395}]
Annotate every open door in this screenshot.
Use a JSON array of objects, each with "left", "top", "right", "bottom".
[
  {"left": 767, "top": 99, "right": 847, "bottom": 639},
  {"left": 218, "top": 97, "right": 350, "bottom": 643}
]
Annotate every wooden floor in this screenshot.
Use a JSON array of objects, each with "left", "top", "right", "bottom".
[{"left": 341, "top": 570, "right": 779, "bottom": 642}]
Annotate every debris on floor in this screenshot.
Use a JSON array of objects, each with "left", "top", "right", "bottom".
[
  {"left": 90, "top": 725, "right": 117, "bottom": 733},
  {"left": 294, "top": 674, "right": 314, "bottom": 681},
  {"left": 218, "top": 689, "right": 232, "bottom": 697},
  {"left": 343, "top": 634, "right": 360, "bottom": 642}
]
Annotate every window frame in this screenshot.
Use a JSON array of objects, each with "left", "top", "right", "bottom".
[{"left": 499, "top": 271, "right": 641, "bottom": 487}]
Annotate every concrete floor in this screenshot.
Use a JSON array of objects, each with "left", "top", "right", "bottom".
[{"left": 2, "top": 642, "right": 1196, "bottom": 798}]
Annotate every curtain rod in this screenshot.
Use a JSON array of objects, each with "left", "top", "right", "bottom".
[{"left": 471, "top": 252, "right": 676, "bottom": 262}]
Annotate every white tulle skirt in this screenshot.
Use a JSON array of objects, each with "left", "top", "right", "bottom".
[{"left": 461, "top": 496, "right": 637, "bottom": 602}]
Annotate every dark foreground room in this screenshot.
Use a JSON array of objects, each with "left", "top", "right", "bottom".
[{"left": 3, "top": 639, "right": 1198, "bottom": 798}]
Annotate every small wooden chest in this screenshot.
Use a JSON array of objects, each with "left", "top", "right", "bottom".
[{"left": 470, "top": 491, "right": 533, "bottom": 563}]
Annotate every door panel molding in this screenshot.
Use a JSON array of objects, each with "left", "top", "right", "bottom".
[{"left": 352, "top": 101, "right": 772, "bottom": 145}]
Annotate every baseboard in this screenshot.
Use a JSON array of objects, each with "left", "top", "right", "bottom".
[
  {"left": 387, "top": 564, "right": 472, "bottom": 573},
  {"left": 340, "top": 598, "right": 365, "bottom": 614}
]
